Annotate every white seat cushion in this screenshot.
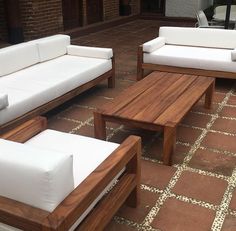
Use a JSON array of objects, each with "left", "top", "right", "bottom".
[
  {"left": 0, "top": 138, "right": 74, "bottom": 212},
  {"left": 0, "top": 55, "right": 112, "bottom": 125},
  {"left": 144, "top": 45, "right": 236, "bottom": 73},
  {"left": 0, "top": 42, "right": 39, "bottom": 77}
]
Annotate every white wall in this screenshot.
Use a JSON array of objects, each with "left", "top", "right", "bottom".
[
  {"left": 198, "top": 0, "right": 213, "bottom": 10},
  {"left": 165, "top": 0, "right": 213, "bottom": 18}
]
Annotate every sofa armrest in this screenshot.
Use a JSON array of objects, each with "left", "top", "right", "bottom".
[
  {"left": 0, "top": 116, "right": 47, "bottom": 143},
  {"left": 67, "top": 45, "right": 113, "bottom": 60},
  {"left": 0, "top": 93, "right": 8, "bottom": 110},
  {"left": 231, "top": 49, "right": 236, "bottom": 61},
  {"left": 143, "top": 37, "right": 165, "bottom": 53}
]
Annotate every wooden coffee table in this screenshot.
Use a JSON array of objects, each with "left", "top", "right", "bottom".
[{"left": 94, "top": 71, "right": 215, "bottom": 165}]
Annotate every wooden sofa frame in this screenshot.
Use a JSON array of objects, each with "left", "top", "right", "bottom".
[
  {"left": 0, "top": 116, "right": 141, "bottom": 231},
  {"left": 137, "top": 45, "right": 236, "bottom": 81},
  {"left": 0, "top": 58, "right": 115, "bottom": 135}
]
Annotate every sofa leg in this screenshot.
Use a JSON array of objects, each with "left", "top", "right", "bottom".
[
  {"left": 137, "top": 67, "right": 144, "bottom": 81},
  {"left": 108, "top": 75, "right": 115, "bottom": 88},
  {"left": 137, "top": 45, "right": 144, "bottom": 81}
]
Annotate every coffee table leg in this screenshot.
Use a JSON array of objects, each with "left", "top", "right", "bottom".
[
  {"left": 94, "top": 112, "right": 106, "bottom": 140},
  {"left": 205, "top": 80, "right": 215, "bottom": 109},
  {"left": 163, "top": 125, "right": 176, "bottom": 165}
]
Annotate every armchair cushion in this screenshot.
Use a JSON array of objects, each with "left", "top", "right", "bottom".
[
  {"left": 0, "top": 43, "right": 39, "bottom": 77},
  {"left": 142, "top": 37, "right": 165, "bottom": 53},
  {"left": 0, "top": 139, "right": 74, "bottom": 212},
  {"left": 67, "top": 45, "right": 113, "bottom": 60},
  {"left": 37, "top": 34, "right": 70, "bottom": 62},
  {"left": 0, "top": 93, "right": 8, "bottom": 110},
  {"left": 231, "top": 49, "right": 236, "bottom": 61}
]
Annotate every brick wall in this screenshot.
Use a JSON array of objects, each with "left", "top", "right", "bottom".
[
  {"left": 104, "top": 0, "right": 119, "bottom": 20},
  {"left": 0, "top": 0, "right": 7, "bottom": 41},
  {"left": 130, "top": 0, "right": 140, "bottom": 14},
  {"left": 19, "top": 0, "right": 63, "bottom": 40},
  {"left": 0, "top": 0, "right": 141, "bottom": 42}
]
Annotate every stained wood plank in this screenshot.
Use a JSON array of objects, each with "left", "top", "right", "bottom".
[
  {"left": 0, "top": 117, "right": 46, "bottom": 143},
  {"left": 155, "top": 76, "right": 214, "bottom": 125},
  {"left": 115, "top": 72, "right": 183, "bottom": 118},
  {"left": 123, "top": 75, "right": 198, "bottom": 122},
  {"left": 100, "top": 71, "right": 169, "bottom": 114}
]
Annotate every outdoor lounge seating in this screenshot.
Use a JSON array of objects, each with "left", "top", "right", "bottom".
[
  {"left": 137, "top": 26, "right": 236, "bottom": 80},
  {"left": 0, "top": 34, "right": 115, "bottom": 134},
  {"left": 0, "top": 117, "right": 141, "bottom": 231}
]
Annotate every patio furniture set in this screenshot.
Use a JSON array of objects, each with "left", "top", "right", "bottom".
[{"left": 0, "top": 26, "right": 236, "bottom": 230}]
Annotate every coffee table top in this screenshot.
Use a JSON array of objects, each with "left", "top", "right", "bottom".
[{"left": 98, "top": 71, "right": 215, "bottom": 126}]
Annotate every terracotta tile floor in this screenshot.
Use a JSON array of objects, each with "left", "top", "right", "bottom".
[{"left": 43, "top": 19, "right": 236, "bottom": 230}]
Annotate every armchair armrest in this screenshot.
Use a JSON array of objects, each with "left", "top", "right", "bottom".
[
  {"left": 142, "top": 37, "right": 165, "bottom": 53},
  {"left": 67, "top": 45, "right": 113, "bottom": 60},
  {"left": 231, "top": 49, "right": 236, "bottom": 61}
]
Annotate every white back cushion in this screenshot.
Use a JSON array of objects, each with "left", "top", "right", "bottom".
[
  {"left": 0, "top": 139, "right": 74, "bottom": 212},
  {"left": 0, "top": 43, "right": 39, "bottom": 77},
  {"left": 0, "top": 93, "right": 8, "bottom": 110},
  {"left": 37, "top": 34, "right": 70, "bottom": 62},
  {"left": 67, "top": 45, "right": 113, "bottom": 59},
  {"left": 159, "top": 27, "right": 236, "bottom": 49}
]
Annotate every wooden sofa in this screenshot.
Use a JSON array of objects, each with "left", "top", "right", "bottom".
[
  {"left": 0, "top": 117, "right": 141, "bottom": 231},
  {"left": 0, "top": 35, "right": 115, "bottom": 134},
  {"left": 137, "top": 26, "right": 236, "bottom": 80}
]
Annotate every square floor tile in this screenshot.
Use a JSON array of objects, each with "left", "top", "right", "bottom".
[
  {"left": 59, "top": 106, "right": 93, "bottom": 122},
  {"left": 104, "top": 221, "right": 136, "bottom": 231},
  {"left": 221, "top": 215, "right": 236, "bottom": 231},
  {"left": 177, "top": 126, "right": 202, "bottom": 144},
  {"left": 181, "top": 112, "right": 211, "bottom": 128},
  {"left": 117, "top": 189, "right": 159, "bottom": 223},
  {"left": 189, "top": 149, "right": 236, "bottom": 176},
  {"left": 141, "top": 160, "right": 176, "bottom": 190},
  {"left": 151, "top": 198, "right": 215, "bottom": 231},
  {"left": 220, "top": 106, "right": 236, "bottom": 118},
  {"left": 211, "top": 118, "right": 236, "bottom": 134},
  {"left": 202, "top": 132, "right": 236, "bottom": 153},
  {"left": 144, "top": 137, "right": 190, "bottom": 165},
  {"left": 229, "top": 188, "right": 236, "bottom": 210},
  {"left": 47, "top": 118, "right": 78, "bottom": 133},
  {"left": 172, "top": 171, "right": 228, "bottom": 205}
]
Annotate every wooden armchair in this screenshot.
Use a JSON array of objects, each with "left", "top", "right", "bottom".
[{"left": 0, "top": 117, "right": 141, "bottom": 231}]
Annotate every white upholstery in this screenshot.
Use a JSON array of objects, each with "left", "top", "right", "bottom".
[
  {"left": 36, "top": 34, "right": 70, "bottom": 62},
  {"left": 159, "top": 27, "right": 236, "bottom": 49},
  {"left": 25, "top": 129, "right": 119, "bottom": 187},
  {"left": 144, "top": 45, "right": 236, "bottom": 73},
  {"left": 0, "top": 93, "right": 8, "bottom": 110},
  {"left": 67, "top": 45, "right": 113, "bottom": 59},
  {"left": 142, "top": 37, "right": 165, "bottom": 53},
  {"left": 0, "top": 138, "right": 74, "bottom": 212},
  {"left": 232, "top": 49, "right": 236, "bottom": 61},
  {"left": 0, "top": 130, "right": 120, "bottom": 231},
  {"left": 0, "top": 42, "right": 39, "bottom": 77},
  {"left": 25, "top": 129, "right": 120, "bottom": 230},
  {"left": 0, "top": 55, "right": 112, "bottom": 125}
]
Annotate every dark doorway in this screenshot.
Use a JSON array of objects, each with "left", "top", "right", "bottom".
[
  {"left": 62, "top": 0, "right": 83, "bottom": 30},
  {"left": 86, "top": 0, "right": 103, "bottom": 24},
  {"left": 141, "top": 0, "right": 165, "bottom": 15}
]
